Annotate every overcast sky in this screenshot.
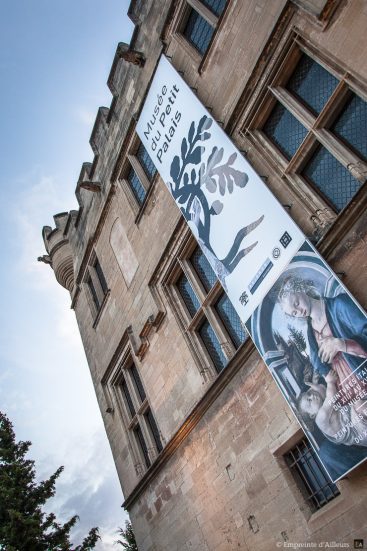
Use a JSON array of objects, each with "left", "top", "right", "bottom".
[{"left": 0, "top": 1, "right": 134, "bottom": 548}]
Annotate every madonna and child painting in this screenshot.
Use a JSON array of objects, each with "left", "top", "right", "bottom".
[{"left": 246, "top": 241, "right": 367, "bottom": 481}]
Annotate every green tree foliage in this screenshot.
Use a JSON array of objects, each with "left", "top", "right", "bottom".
[
  {"left": 0, "top": 411, "right": 100, "bottom": 550},
  {"left": 116, "top": 521, "right": 138, "bottom": 551}
]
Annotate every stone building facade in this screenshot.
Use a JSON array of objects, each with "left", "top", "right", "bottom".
[{"left": 41, "top": 1, "right": 367, "bottom": 549}]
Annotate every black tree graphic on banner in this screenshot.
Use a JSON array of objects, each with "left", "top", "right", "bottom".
[{"left": 169, "top": 115, "right": 264, "bottom": 290}]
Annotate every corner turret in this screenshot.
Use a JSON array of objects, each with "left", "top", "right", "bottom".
[{"left": 40, "top": 212, "right": 76, "bottom": 294}]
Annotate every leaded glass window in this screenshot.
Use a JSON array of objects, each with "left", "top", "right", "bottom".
[
  {"left": 332, "top": 94, "right": 367, "bottom": 161},
  {"left": 258, "top": 49, "right": 367, "bottom": 214},
  {"left": 136, "top": 142, "right": 157, "bottom": 181},
  {"left": 263, "top": 103, "right": 308, "bottom": 160},
  {"left": 127, "top": 167, "right": 146, "bottom": 206},
  {"left": 183, "top": 8, "right": 214, "bottom": 55},
  {"left": 177, "top": 273, "right": 200, "bottom": 317},
  {"left": 286, "top": 55, "right": 339, "bottom": 115},
  {"left": 112, "top": 356, "right": 164, "bottom": 473},
  {"left": 191, "top": 246, "right": 217, "bottom": 291},
  {"left": 285, "top": 438, "right": 340, "bottom": 511},
  {"left": 199, "top": 320, "right": 227, "bottom": 372},
  {"left": 303, "top": 146, "right": 362, "bottom": 212},
  {"left": 201, "top": 0, "right": 227, "bottom": 17},
  {"left": 215, "top": 293, "right": 247, "bottom": 348},
  {"left": 173, "top": 241, "right": 248, "bottom": 377}
]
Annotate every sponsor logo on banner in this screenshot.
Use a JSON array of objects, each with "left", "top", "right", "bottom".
[{"left": 137, "top": 55, "right": 367, "bottom": 481}]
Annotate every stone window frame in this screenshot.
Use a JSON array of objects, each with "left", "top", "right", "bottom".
[
  {"left": 283, "top": 437, "right": 340, "bottom": 512},
  {"left": 118, "top": 133, "right": 159, "bottom": 222},
  {"left": 239, "top": 31, "right": 367, "bottom": 240},
  {"left": 105, "top": 347, "right": 164, "bottom": 478},
  {"left": 83, "top": 250, "right": 110, "bottom": 328},
  {"left": 169, "top": 0, "right": 230, "bottom": 74},
  {"left": 270, "top": 426, "right": 347, "bottom": 523},
  {"left": 158, "top": 227, "right": 248, "bottom": 382}
]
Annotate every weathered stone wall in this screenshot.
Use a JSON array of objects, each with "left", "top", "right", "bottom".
[
  {"left": 129, "top": 355, "right": 367, "bottom": 550},
  {"left": 41, "top": 0, "right": 367, "bottom": 548}
]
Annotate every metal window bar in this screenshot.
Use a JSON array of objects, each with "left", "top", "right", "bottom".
[
  {"left": 145, "top": 409, "right": 163, "bottom": 453},
  {"left": 94, "top": 258, "right": 108, "bottom": 295},
  {"left": 285, "top": 439, "right": 340, "bottom": 511},
  {"left": 130, "top": 363, "right": 146, "bottom": 403},
  {"left": 120, "top": 379, "right": 136, "bottom": 418},
  {"left": 134, "top": 424, "right": 151, "bottom": 469}
]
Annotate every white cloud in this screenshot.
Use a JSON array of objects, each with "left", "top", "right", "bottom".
[
  {"left": 7, "top": 169, "right": 75, "bottom": 301},
  {"left": 2, "top": 167, "right": 128, "bottom": 549},
  {"left": 75, "top": 107, "right": 97, "bottom": 127}
]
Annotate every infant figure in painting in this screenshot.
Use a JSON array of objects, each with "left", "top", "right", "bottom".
[
  {"left": 298, "top": 370, "right": 367, "bottom": 447},
  {"left": 277, "top": 276, "right": 367, "bottom": 406}
]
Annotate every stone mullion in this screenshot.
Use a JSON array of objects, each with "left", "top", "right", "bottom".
[{"left": 186, "top": 0, "right": 218, "bottom": 27}]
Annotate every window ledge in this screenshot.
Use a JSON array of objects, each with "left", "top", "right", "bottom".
[{"left": 92, "top": 290, "right": 111, "bottom": 329}]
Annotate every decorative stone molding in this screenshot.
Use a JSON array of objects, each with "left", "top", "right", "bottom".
[
  {"left": 310, "top": 207, "right": 336, "bottom": 241},
  {"left": 117, "top": 42, "right": 145, "bottom": 67}
]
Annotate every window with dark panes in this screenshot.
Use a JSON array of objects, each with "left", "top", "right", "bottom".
[
  {"left": 134, "top": 424, "right": 151, "bottom": 469},
  {"left": 122, "top": 139, "right": 157, "bottom": 209},
  {"left": 145, "top": 409, "right": 163, "bottom": 453},
  {"left": 260, "top": 51, "right": 367, "bottom": 213},
  {"left": 85, "top": 254, "right": 109, "bottom": 315},
  {"left": 215, "top": 293, "right": 247, "bottom": 349},
  {"left": 127, "top": 167, "right": 147, "bottom": 206},
  {"left": 120, "top": 378, "right": 136, "bottom": 418},
  {"left": 87, "top": 276, "right": 99, "bottom": 311},
  {"left": 284, "top": 438, "right": 340, "bottom": 511},
  {"left": 199, "top": 319, "right": 227, "bottom": 372},
  {"left": 130, "top": 363, "right": 146, "bottom": 402},
  {"left": 136, "top": 142, "right": 157, "bottom": 181},
  {"left": 181, "top": 0, "right": 227, "bottom": 57},
  {"left": 175, "top": 245, "right": 247, "bottom": 375},
  {"left": 113, "top": 358, "right": 163, "bottom": 474}
]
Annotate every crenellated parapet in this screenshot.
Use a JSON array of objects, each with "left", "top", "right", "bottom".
[
  {"left": 39, "top": 4, "right": 163, "bottom": 292},
  {"left": 40, "top": 212, "right": 77, "bottom": 294}
]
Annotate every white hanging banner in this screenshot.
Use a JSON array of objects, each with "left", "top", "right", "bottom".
[
  {"left": 137, "top": 55, "right": 304, "bottom": 323},
  {"left": 137, "top": 55, "right": 367, "bottom": 482}
]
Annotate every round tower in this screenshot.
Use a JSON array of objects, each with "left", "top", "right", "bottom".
[{"left": 39, "top": 212, "right": 75, "bottom": 294}]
